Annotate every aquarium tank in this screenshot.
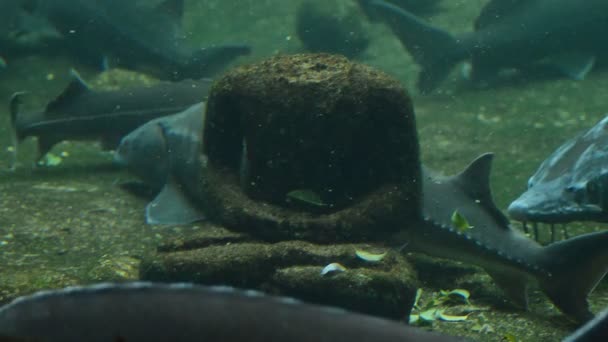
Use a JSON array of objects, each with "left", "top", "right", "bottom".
[{"left": 0, "top": 0, "right": 607, "bottom": 341}]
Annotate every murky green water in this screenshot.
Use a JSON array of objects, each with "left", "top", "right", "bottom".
[{"left": 1, "top": 1, "right": 607, "bottom": 341}]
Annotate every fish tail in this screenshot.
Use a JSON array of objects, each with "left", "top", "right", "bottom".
[
  {"left": 8, "top": 92, "right": 26, "bottom": 170},
  {"left": 537, "top": 230, "right": 608, "bottom": 323},
  {"left": 363, "top": 0, "right": 465, "bottom": 93}
]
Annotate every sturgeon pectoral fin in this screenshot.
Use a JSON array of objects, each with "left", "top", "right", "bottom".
[
  {"left": 544, "top": 52, "right": 595, "bottom": 80},
  {"left": 145, "top": 179, "right": 205, "bottom": 225}
]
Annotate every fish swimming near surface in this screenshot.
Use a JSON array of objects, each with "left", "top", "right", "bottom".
[
  {"left": 31, "top": 0, "right": 251, "bottom": 80},
  {"left": 359, "top": 0, "right": 608, "bottom": 93},
  {"left": 508, "top": 116, "right": 608, "bottom": 228},
  {"left": 406, "top": 153, "right": 608, "bottom": 322},
  {"left": 8, "top": 70, "right": 212, "bottom": 169},
  {"left": 115, "top": 102, "right": 207, "bottom": 225},
  {"left": 0, "top": 282, "right": 466, "bottom": 342}
]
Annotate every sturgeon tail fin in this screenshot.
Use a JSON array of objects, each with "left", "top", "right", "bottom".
[
  {"left": 538, "top": 230, "right": 608, "bottom": 322},
  {"left": 362, "top": 0, "right": 465, "bottom": 93}
]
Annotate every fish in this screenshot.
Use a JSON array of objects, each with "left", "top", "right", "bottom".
[
  {"left": 32, "top": 0, "right": 251, "bottom": 80},
  {"left": 403, "top": 153, "right": 608, "bottom": 322},
  {"left": 0, "top": 282, "right": 606, "bottom": 341},
  {"left": 118, "top": 119, "right": 608, "bottom": 322},
  {"left": 360, "top": 0, "right": 608, "bottom": 93},
  {"left": 0, "top": 282, "right": 466, "bottom": 342},
  {"left": 508, "top": 116, "right": 608, "bottom": 226},
  {"left": 115, "top": 102, "right": 206, "bottom": 225},
  {"left": 8, "top": 69, "right": 212, "bottom": 169}
]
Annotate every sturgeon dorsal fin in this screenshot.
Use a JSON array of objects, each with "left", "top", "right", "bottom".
[
  {"left": 475, "top": 0, "right": 530, "bottom": 30},
  {"left": 451, "top": 152, "right": 512, "bottom": 228},
  {"left": 156, "top": 0, "right": 184, "bottom": 20},
  {"left": 45, "top": 69, "right": 91, "bottom": 113},
  {"left": 452, "top": 152, "right": 494, "bottom": 200}
]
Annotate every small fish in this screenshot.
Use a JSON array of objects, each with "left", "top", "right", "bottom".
[
  {"left": 0, "top": 281, "right": 468, "bottom": 342},
  {"left": 450, "top": 209, "right": 473, "bottom": 233},
  {"left": 9, "top": 69, "right": 212, "bottom": 168}
]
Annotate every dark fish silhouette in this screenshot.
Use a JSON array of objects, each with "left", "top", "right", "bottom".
[
  {"left": 509, "top": 116, "right": 608, "bottom": 225},
  {"left": 9, "top": 70, "right": 212, "bottom": 168},
  {"left": 115, "top": 102, "right": 206, "bottom": 225},
  {"left": 0, "top": 282, "right": 606, "bottom": 341},
  {"left": 360, "top": 0, "right": 608, "bottom": 93},
  {"left": 409, "top": 153, "right": 608, "bottom": 322},
  {"left": 32, "top": 0, "right": 250, "bottom": 80},
  {"left": 0, "top": 282, "right": 465, "bottom": 342}
]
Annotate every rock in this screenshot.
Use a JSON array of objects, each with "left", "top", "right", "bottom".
[
  {"left": 194, "top": 53, "right": 421, "bottom": 242},
  {"left": 141, "top": 228, "right": 419, "bottom": 319},
  {"left": 141, "top": 53, "right": 422, "bottom": 320}
]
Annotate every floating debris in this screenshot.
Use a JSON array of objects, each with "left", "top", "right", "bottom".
[
  {"left": 320, "top": 262, "right": 347, "bottom": 276},
  {"left": 286, "top": 189, "right": 326, "bottom": 207},
  {"left": 451, "top": 209, "right": 473, "bottom": 233},
  {"left": 355, "top": 249, "right": 386, "bottom": 262}
]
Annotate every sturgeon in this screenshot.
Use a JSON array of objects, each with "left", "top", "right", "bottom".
[
  {"left": 361, "top": 0, "right": 608, "bottom": 93},
  {"left": 403, "top": 153, "right": 608, "bottom": 322},
  {"left": 8, "top": 70, "right": 212, "bottom": 168},
  {"left": 508, "top": 116, "right": 608, "bottom": 225},
  {"left": 33, "top": 0, "right": 251, "bottom": 80},
  {"left": 0, "top": 282, "right": 463, "bottom": 342}
]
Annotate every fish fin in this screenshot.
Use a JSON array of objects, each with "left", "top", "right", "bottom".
[
  {"left": 486, "top": 270, "right": 529, "bottom": 309},
  {"left": 0, "top": 56, "right": 6, "bottom": 68},
  {"left": 450, "top": 153, "right": 511, "bottom": 228},
  {"left": 8, "top": 92, "right": 27, "bottom": 169},
  {"left": 145, "top": 179, "right": 206, "bottom": 225},
  {"left": 45, "top": 69, "right": 91, "bottom": 113},
  {"left": 538, "top": 230, "right": 608, "bottom": 322},
  {"left": 365, "top": 0, "right": 464, "bottom": 93},
  {"left": 543, "top": 52, "right": 595, "bottom": 80}
]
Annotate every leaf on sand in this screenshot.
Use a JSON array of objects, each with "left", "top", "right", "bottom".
[
  {"left": 320, "top": 262, "right": 347, "bottom": 276},
  {"left": 355, "top": 249, "right": 387, "bottom": 262}
]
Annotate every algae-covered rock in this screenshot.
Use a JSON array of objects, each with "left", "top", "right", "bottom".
[
  {"left": 194, "top": 53, "right": 420, "bottom": 242},
  {"left": 141, "top": 53, "right": 422, "bottom": 320},
  {"left": 141, "top": 227, "right": 419, "bottom": 319}
]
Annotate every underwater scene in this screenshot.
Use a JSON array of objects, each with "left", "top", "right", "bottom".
[{"left": 1, "top": 0, "right": 608, "bottom": 341}]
